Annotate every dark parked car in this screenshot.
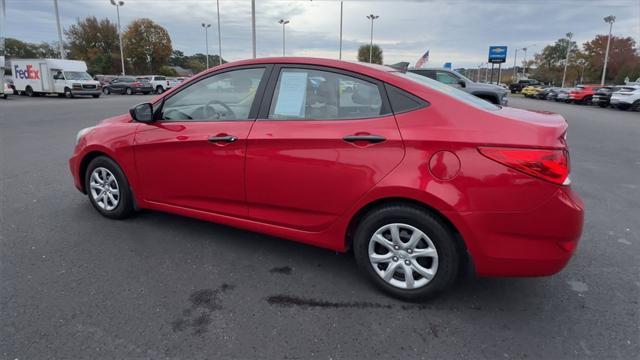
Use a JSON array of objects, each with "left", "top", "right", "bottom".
[
  {"left": 102, "top": 77, "right": 154, "bottom": 95},
  {"left": 593, "top": 86, "right": 620, "bottom": 108},
  {"left": 509, "top": 79, "right": 540, "bottom": 93},
  {"left": 94, "top": 74, "right": 117, "bottom": 87},
  {"left": 536, "top": 86, "right": 558, "bottom": 100}
]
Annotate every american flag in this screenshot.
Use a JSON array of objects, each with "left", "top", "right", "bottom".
[{"left": 415, "top": 50, "right": 429, "bottom": 68}]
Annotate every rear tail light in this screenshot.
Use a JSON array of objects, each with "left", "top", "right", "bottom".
[
  {"left": 479, "top": 147, "right": 570, "bottom": 185},
  {"left": 132, "top": 82, "right": 142, "bottom": 87}
]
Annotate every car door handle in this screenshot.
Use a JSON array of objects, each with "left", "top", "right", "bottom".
[
  {"left": 343, "top": 135, "right": 386, "bottom": 143},
  {"left": 208, "top": 135, "right": 237, "bottom": 143}
]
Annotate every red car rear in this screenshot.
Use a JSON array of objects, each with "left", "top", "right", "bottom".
[
  {"left": 568, "top": 85, "right": 599, "bottom": 104},
  {"left": 69, "top": 57, "right": 584, "bottom": 300}
]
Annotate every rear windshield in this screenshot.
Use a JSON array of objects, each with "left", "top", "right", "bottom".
[{"left": 392, "top": 71, "right": 499, "bottom": 111}]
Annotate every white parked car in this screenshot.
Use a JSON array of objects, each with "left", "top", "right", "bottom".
[
  {"left": 610, "top": 85, "right": 640, "bottom": 111},
  {"left": 137, "top": 75, "right": 172, "bottom": 94}
]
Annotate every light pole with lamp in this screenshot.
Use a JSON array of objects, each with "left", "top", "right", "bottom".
[
  {"left": 366, "top": 14, "right": 379, "bottom": 63},
  {"left": 561, "top": 32, "right": 573, "bottom": 88},
  {"left": 278, "top": 19, "right": 289, "bottom": 56},
  {"left": 601, "top": 15, "right": 615, "bottom": 86},
  {"left": 201, "top": 23, "right": 211, "bottom": 69},
  {"left": 110, "top": 0, "right": 126, "bottom": 75},
  {"left": 216, "top": 0, "right": 222, "bottom": 65}
]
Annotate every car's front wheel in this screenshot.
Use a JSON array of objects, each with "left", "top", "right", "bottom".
[
  {"left": 353, "top": 204, "right": 459, "bottom": 301},
  {"left": 102, "top": 87, "right": 110, "bottom": 95},
  {"left": 126, "top": 87, "right": 133, "bottom": 95},
  {"left": 85, "top": 156, "right": 134, "bottom": 219}
]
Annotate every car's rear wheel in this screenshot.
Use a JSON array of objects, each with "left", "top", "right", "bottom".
[
  {"left": 156, "top": 86, "right": 164, "bottom": 94},
  {"left": 126, "top": 87, "right": 133, "bottom": 95},
  {"left": 85, "top": 156, "right": 134, "bottom": 219},
  {"left": 25, "top": 86, "right": 34, "bottom": 97},
  {"left": 353, "top": 204, "right": 459, "bottom": 301},
  {"left": 102, "top": 87, "right": 110, "bottom": 95}
]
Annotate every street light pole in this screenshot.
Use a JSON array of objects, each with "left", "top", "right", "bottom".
[
  {"left": 561, "top": 32, "right": 573, "bottom": 88},
  {"left": 278, "top": 19, "right": 289, "bottom": 56},
  {"left": 202, "top": 23, "right": 211, "bottom": 69},
  {"left": 110, "top": 0, "right": 126, "bottom": 75},
  {"left": 601, "top": 15, "right": 615, "bottom": 86},
  {"left": 512, "top": 48, "right": 519, "bottom": 81},
  {"left": 366, "top": 14, "right": 379, "bottom": 63},
  {"left": 53, "top": 0, "right": 65, "bottom": 59},
  {"left": 251, "top": 0, "right": 256, "bottom": 58},
  {"left": 339, "top": 1, "right": 343, "bottom": 60},
  {"left": 216, "top": 0, "right": 222, "bottom": 65},
  {"left": 522, "top": 47, "right": 528, "bottom": 78}
]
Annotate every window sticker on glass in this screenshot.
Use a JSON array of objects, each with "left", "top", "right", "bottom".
[{"left": 273, "top": 71, "right": 308, "bottom": 117}]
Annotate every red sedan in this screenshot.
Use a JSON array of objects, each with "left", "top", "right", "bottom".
[{"left": 69, "top": 57, "right": 584, "bottom": 300}]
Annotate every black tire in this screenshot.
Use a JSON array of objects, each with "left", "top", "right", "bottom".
[
  {"left": 84, "top": 156, "right": 134, "bottom": 219},
  {"left": 632, "top": 100, "right": 640, "bottom": 112},
  {"left": 92, "top": 94, "right": 100, "bottom": 98},
  {"left": 598, "top": 103, "right": 608, "bottom": 108},
  {"left": 102, "top": 87, "right": 110, "bottom": 95},
  {"left": 143, "top": 92, "right": 151, "bottom": 95},
  {"left": 156, "top": 86, "right": 164, "bottom": 94},
  {"left": 126, "top": 87, "right": 133, "bottom": 95},
  {"left": 64, "top": 88, "right": 74, "bottom": 98},
  {"left": 353, "top": 204, "right": 459, "bottom": 301},
  {"left": 25, "top": 86, "right": 34, "bottom": 97}
]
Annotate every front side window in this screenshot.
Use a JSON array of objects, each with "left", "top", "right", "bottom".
[
  {"left": 161, "top": 68, "right": 265, "bottom": 121},
  {"left": 435, "top": 71, "right": 461, "bottom": 85},
  {"left": 268, "top": 68, "right": 383, "bottom": 120}
]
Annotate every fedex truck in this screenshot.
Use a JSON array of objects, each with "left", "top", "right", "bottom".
[{"left": 11, "top": 59, "right": 102, "bottom": 98}]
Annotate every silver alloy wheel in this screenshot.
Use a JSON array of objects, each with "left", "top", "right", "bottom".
[
  {"left": 89, "top": 167, "right": 120, "bottom": 211},
  {"left": 368, "top": 223, "right": 439, "bottom": 290}
]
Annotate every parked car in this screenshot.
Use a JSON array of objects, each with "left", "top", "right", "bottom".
[
  {"left": 509, "top": 79, "right": 540, "bottom": 93},
  {"left": 546, "top": 87, "right": 566, "bottom": 101},
  {"left": 521, "top": 85, "right": 544, "bottom": 98},
  {"left": 409, "top": 67, "right": 508, "bottom": 105},
  {"left": 610, "top": 85, "right": 640, "bottom": 111},
  {"left": 593, "top": 86, "right": 621, "bottom": 108},
  {"left": 137, "top": 75, "right": 172, "bottom": 94},
  {"left": 94, "top": 74, "right": 117, "bottom": 87},
  {"left": 568, "top": 85, "right": 600, "bottom": 104},
  {"left": 536, "top": 87, "right": 559, "bottom": 100},
  {"left": 70, "top": 57, "right": 583, "bottom": 301},
  {"left": 102, "top": 77, "right": 154, "bottom": 95},
  {"left": 556, "top": 88, "right": 573, "bottom": 103}
]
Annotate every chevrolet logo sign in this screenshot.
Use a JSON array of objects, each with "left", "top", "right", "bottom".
[{"left": 493, "top": 48, "right": 505, "bottom": 53}]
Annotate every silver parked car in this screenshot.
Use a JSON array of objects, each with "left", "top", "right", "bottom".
[{"left": 409, "top": 67, "right": 508, "bottom": 105}]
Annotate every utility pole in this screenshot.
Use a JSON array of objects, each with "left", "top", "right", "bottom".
[
  {"left": 561, "top": 32, "right": 573, "bottom": 88},
  {"left": 366, "top": 14, "right": 379, "bottom": 63},
  {"left": 110, "top": 0, "right": 126, "bottom": 75},
  {"left": 601, "top": 15, "right": 616, "bottom": 86},
  {"left": 339, "top": 1, "right": 343, "bottom": 60},
  {"left": 278, "top": 19, "right": 290, "bottom": 56},
  {"left": 216, "top": 0, "right": 222, "bottom": 65},
  {"left": 202, "top": 23, "right": 211, "bottom": 68},
  {"left": 53, "top": 0, "right": 65, "bottom": 58},
  {"left": 522, "top": 47, "right": 528, "bottom": 78}
]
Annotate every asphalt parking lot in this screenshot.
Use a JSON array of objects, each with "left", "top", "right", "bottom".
[{"left": 1, "top": 93, "right": 639, "bottom": 359}]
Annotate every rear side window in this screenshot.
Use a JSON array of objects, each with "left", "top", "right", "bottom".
[
  {"left": 385, "top": 84, "right": 428, "bottom": 114},
  {"left": 155, "top": 76, "right": 166, "bottom": 81},
  {"left": 267, "top": 68, "right": 386, "bottom": 120}
]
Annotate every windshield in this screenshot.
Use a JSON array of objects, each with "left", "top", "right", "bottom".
[
  {"left": 64, "top": 71, "right": 92, "bottom": 81},
  {"left": 393, "top": 71, "right": 499, "bottom": 111}
]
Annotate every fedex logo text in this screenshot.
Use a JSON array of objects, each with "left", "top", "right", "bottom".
[{"left": 14, "top": 65, "right": 41, "bottom": 80}]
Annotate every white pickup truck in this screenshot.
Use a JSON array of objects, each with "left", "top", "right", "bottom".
[{"left": 137, "top": 75, "right": 173, "bottom": 94}]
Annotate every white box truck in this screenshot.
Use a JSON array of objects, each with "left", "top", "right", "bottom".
[{"left": 11, "top": 59, "right": 102, "bottom": 98}]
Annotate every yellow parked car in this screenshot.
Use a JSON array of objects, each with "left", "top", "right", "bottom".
[{"left": 521, "top": 85, "right": 544, "bottom": 98}]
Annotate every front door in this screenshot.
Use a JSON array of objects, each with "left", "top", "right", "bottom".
[
  {"left": 245, "top": 66, "right": 404, "bottom": 231},
  {"left": 134, "top": 66, "right": 270, "bottom": 217}
]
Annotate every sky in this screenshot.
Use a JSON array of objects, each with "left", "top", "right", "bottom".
[{"left": 3, "top": 0, "right": 640, "bottom": 68}]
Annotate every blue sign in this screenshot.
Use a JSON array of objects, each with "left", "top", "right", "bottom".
[
  {"left": 443, "top": 62, "right": 452, "bottom": 69},
  {"left": 488, "top": 46, "right": 508, "bottom": 63}
]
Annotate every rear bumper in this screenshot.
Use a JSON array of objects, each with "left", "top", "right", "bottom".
[{"left": 453, "top": 187, "right": 584, "bottom": 277}]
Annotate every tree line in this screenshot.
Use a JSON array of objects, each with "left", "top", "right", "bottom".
[{"left": 4, "top": 16, "right": 225, "bottom": 76}]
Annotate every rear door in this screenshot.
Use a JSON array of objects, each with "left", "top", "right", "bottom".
[
  {"left": 245, "top": 65, "right": 404, "bottom": 231},
  {"left": 134, "top": 66, "right": 270, "bottom": 217}
]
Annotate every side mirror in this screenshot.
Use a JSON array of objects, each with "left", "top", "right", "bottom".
[
  {"left": 130, "top": 103, "right": 154, "bottom": 123},
  {"left": 458, "top": 80, "right": 466, "bottom": 88}
]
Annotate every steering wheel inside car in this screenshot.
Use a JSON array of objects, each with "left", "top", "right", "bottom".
[{"left": 204, "top": 100, "right": 236, "bottom": 120}]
